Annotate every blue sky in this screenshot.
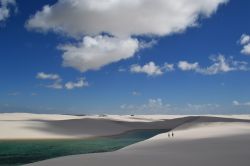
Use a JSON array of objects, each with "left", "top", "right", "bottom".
[{"left": 1, "top": 0, "right": 250, "bottom": 114}]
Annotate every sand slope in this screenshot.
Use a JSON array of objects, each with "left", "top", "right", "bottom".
[
  {"left": 28, "top": 134, "right": 250, "bottom": 166},
  {"left": 21, "top": 115, "right": 250, "bottom": 166},
  {"left": 1, "top": 113, "right": 250, "bottom": 140},
  {"left": 0, "top": 113, "right": 198, "bottom": 139}
]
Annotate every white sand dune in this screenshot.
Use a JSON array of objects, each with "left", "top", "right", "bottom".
[
  {"left": 1, "top": 113, "right": 250, "bottom": 166},
  {"left": 2, "top": 113, "right": 249, "bottom": 140},
  {"left": 0, "top": 113, "right": 191, "bottom": 139},
  {"left": 20, "top": 115, "right": 250, "bottom": 166}
]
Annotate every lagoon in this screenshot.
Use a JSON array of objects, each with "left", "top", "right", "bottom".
[{"left": 0, "top": 129, "right": 168, "bottom": 166}]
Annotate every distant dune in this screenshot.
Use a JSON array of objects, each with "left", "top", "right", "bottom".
[
  {"left": 1, "top": 113, "right": 249, "bottom": 140},
  {"left": 0, "top": 113, "right": 192, "bottom": 140}
]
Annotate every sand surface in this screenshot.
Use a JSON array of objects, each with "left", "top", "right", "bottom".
[
  {"left": 0, "top": 113, "right": 191, "bottom": 139},
  {"left": 20, "top": 115, "right": 250, "bottom": 166},
  {"left": 1, "top": 113, "right": 250, "bottom": 166},
  {"left": 1, "top": 113, "right": 249, "bottom": 140}
]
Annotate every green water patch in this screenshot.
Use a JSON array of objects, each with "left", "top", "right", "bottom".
[{"left": 0, "top": 129, "right": 168, "bottom": 166}]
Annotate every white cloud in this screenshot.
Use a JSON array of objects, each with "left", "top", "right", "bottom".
[
  {"left": 59, "top": 35, "right": 139, "bottom": 72},
  {"left": 65, "top": 77, "right": 89, "bottom": 90},
  {"left": 46, "top": 80, "right": 63, "bottom": 89},
  {"left": 232, "top": 100, "right": 250, "bottom": 106},
  {"left": 239, "top": 34, "right": 250, "bottom": 45},
  {"left": 0, "top": 0, "right": 16, "bottom": 22},
  {"left": 199, "top": 55, "right": 248, "bottom": 74},
  {"left": 178, "top": 55, "right": 248, "bottom": 75},
  {"left": 139, "top": 40, "right": 158, "bottom": 49},
  {"left": 26, "top": 0, "right": 228, "bottom": 72},
  {"left": 241, "top": 43, "right": 250, "bottom": 55},
  {"left": 26, "top": 0, "right": 228, "bottom": 38},
  {"left": 239, "top": 34, "right": 250, "bottom": 55},
  {"left": 178, "top": 61, "right": 199, "bottom": 71},
  {"left": 130, "top": 61, "right": 174, "bottom": 76},
  {"left": 36, "top": 72, "right": 61, "bottom": 80},
  {"left": 36, "top": 72, "right": 88, "bottom": 90},
  {"left": 130, "top": 62, "right": 163, "bottom": 76},
  {"left": 198, "top": 55, "right": 236, "bottom": 74},
  {"left": 36, "top": 72, "right": 64, "bottom": 89},
  {"left": 36, "top": 72, "right": 63, "bottom": 89}
]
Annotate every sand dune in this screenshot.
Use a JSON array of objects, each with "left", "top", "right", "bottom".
[
  {"left": 21, "top": 115, "right": 250, "bottom": 166},
  {"left": 1, "top": 113, "right": 250, "bottom": 140},
  {"left": 1, "top": 113, "right": 250, "bottom": 166},
  {"left": 28, "top": 134, "right": 250, "bottom": 166},
  {"left": 0, "top": 113, "right": 194, "bottom": 139}
]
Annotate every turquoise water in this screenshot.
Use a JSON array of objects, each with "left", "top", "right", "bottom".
[{"left": 0, "top": 129, "right": 168, "bottom": 166}]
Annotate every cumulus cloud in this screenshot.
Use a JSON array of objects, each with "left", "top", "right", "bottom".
[
  {"left": 26, "top": 0, "right": 228, "bottom": 37},
  {"left": 130, "top": 61, "right": 174, "bottom": 76},
  {"left": 36, "top": 72, "right": 61, "bottom": 80},
  {"left": 239, "top": 34, "right": 250, "bottom": 55},
  {"left": 0, "top": 0, "right": 16, "bottom": 22},
  {"left": 65, "top": 77, "right": 89, "bottom": 90},
  {"left": 26, "top": 0, "right": 228, "bottom": 72},
  {"left": 200, "top": 55, "right": 248, "bottom": 74},
  {"left": 240, "top": 34, "right": 250, "bottom": 45},
  {"left": 178, "top": 55, "right": 248, "bottom": 75},
  {"left": 36, "top": 72, "right": 63, "bottom": 89},
  {"left": 59, "top": 35, "right": 139, "bottom": 72},
  {"left": 130, "top": 62, "right": 163, "bottom": 76},
  {"left": 36, "top": 72, "right": 88, "bottom": 90},
  {"left": 241, "top": 43, "right": 250, "bottom": 55},
  {"left": 232, "top": 100, "right": 250, "bottom": 106},
  {"left": 178, "top": 61, "right": 199, "bottom": 71}
]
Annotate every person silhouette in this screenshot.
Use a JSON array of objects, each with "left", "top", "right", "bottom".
[
  {"left": 168, "top": 133, "right": 170, "bottom": 138},
  {"left": 172, "top": 131, "right": 174, "bottom": 137}
]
